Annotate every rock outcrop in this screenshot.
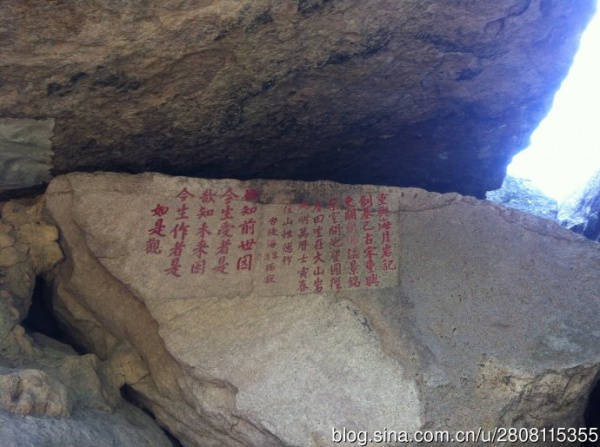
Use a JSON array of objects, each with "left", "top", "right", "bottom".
[
  {"left": 558, "top": 170, "right": 600, "bottom": 242},
  {"left": 1, "top": 1, "right": 596, "bottom": 198},
  {"left": 44, "top": 172, "right": 600, "bottom": 446},
  {"left": 0, "top": 198, "right": 174, "bottom": 447},
  {"left": 486, "top": 175, "right": 558, "bottom": 220}
]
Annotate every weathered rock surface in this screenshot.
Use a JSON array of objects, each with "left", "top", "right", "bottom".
[
  {"left": 0, "top": 200, "right": 174, "bottom": 447},
  {"left": 558, "top": 170, "right": 600, "bottom": 242},
  {"left": 486, "top": 175, "right": 558, "bottom": 220},
  {"left": 1, "top": 1, "right": 595, "bottom": 199},
  {"left": 44, "top": 172, "right": 600, "bottom": 447}
]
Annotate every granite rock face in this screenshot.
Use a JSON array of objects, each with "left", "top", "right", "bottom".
[
  {"left": 558, "top": 170, "right": 600, "bottom": 242},
  {"left": 0, "top": 199, "right": 174, "bottom": 447},
  {"left": 44, "top": 172, "right": 600, "bottom": 447},
  {"left": 486, "top": 175, "right": 558, "bottom": 220},
  {"left": 1, "top": 1, "right": 596, "bottom": 198}
]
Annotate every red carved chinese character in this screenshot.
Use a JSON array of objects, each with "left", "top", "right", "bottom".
[
  {"left": 313, "top": 277, "right": 323, "bottom": 293},
  {"left": 313, "top": 266, "right": 324, "bottom": 276},
  {"left": 359, "top": 194, "right": 373, "bottom": 208},
  {"left": 313, "top": 252, "right": 324, "bottom": 264},
  {"left": 381, "top": 244, "right": 393, "bottom": 258},
  {"left": 151, "top": 204, "right": 169, "bottom": 217},
  {"left": 239, "top": 238, "right": 257, "bottom": 251},
  {"left": 176, "top": 187, "right": 195, "bottom": 202},
  {"left": 164, "top": 258, "right": 182, "bottom": 277},
  {"left": 145, "top": 238, "right": 162, "bottom": 254},
  {"left": 381, "top": 231, "right": 391, "bottom": 244},
  {"left": 298, "top": 215, "right": 309, "bottom": 225},
  {"left": 270, "top": 252, "right": 279, "bottom": 259},
  {"left": 347, "top": 248, "right": 359, "bottom": 260},
  {"left": 267, "top": 228, "right": 279, "bottom": 236},
  {"left": 313, "top": 215, "right": 324, "bottom": 224},
  {"left": 267, "top": 240, "right": 277, "bottom": 249},
  {"left": 197, "top": 222, "right": 212, "bottom": 238},
  {"left": 299, "top": 202, "right": 310, "bottom": 210},
  {"left": 330, "top": 263, "right": 342, "bottom": 276},
  {"left": 264, "top": 274, "right": 276, "bottom": 283},
  {"left": 362, "top": 208, "right": 372, "bottom": 220},
  {"left": 240, "top": 218, "right": 256, "bottom": 235},
  {"left": 191, "top": 259, "right": 206, "bottom": 275},
  {"left": 329, "top": 238, "right": 343, "bottom": 248},
  {"left": 200, "top": 189, "right": 216, "bottom": 203},
  {"left": 344, "top": 196, "right": 356, "bottom": 208},
  {"left": 212, "top": 256, "right": 229, "bottom": 274},
  {"left": 365, "top": 259, "right": 376, "bottom": 273},
  {"left": 169, "top": 240, "right": 186, "bottom": 258},
  {"left": 148, "top": 219, "right": 166, "bottom": 237},
  {"left": 193, "top": 240, "right": 209, "bottom": 258},
  {"left": 365, "top": 272, "right": 380, "bottom": 287},
  {"left": 312, "top": 202, "right": 322, "bottom": 212},
  {"left": 176, "top": 203, "right": 190, "bottom": 220},
  {"left": 378, "top": 206, "right": 390, "bottom": 219},
  {"left": 328, "top": 199, "right": 338, "bottom": 210},
  {"left": 283, "top": 205, "right": 294, "bottom": 214},
  {"left": 379, "top": 220, "right": 392, "bottom": 231},
  {"left": 298, "top": 240, "right": 308, "bottom": 252},
  {"left": 364, "top": 246, "right": 377, "bottom": 259},
  {"left": 243, "top": 189, "right": 260, "bottom": 202},
  {"left": 377, "top": 193, "right": 389, "bottom": 206},
  {"left": 282, "top": 255, "right": 292, "bottom": 266},
  {"left": 218, "top": 221, "right": 234, "bottom": 238},
  {"left": 220, "top": 205, "right": 234, "bottom": 220},
  {"left": 266, "top": 263, "right": 276, "bottom": 272},
  {"left": 242, "top": 205, "right": 258, "bottom": 215},
  {"left": 382, "top": 259, "right": 397, "bottom": 271},
  {"left": 298, "top": 266, "right": 309, "bottom": 278},
  {"left": 348, "top": 276, "right": 361, "bottom": 288},
  {"left": 197, "top": 207, "right": 215, "bottom": 219},
  {"left": 298, "top": 227, "right": 309, "bottom": 239},
  {"left": 237, "top": 254, "right": 253, "bottom": 271},
  {"left": 330, "top": 212, "right": 339, "bottom": 224},
  {"left": 298, "top": 254, "right": 308, "bottom": 263},
  {"left": 171, "top": 222, "right": 190, "bottom": 240},
  {"left": 298, "top": 280, "right": 309, "bottom": 292},
  {"left": 217, "top": 239, "right": 232, "bottom": 255},
  {"left": 364, "top": 233, "right": 374, "bottom": 245},
  {"left": 330, "top": 277, "right": 342, "bottom": 290},
  {"left": 279, "top": 217, "right": 291, "bottom": 226},
  {"left": 282, "top": 242, "right": 293, "bottom": 253},
  {"left": 282, "top": 229, "right": 293, "bottom": 239},
  {"left": 331, "top": 249, "right": 341, "bottom": 262},
  {"left": 313, "top": 226, "right": 323, "bottom": 237},
  {"left": 268, "top": 217, "right": 278, "bottom": 225},
  {"left": 328, "top": 224, "right": 341, "bottom": 237},
  {"left": 363, "top": 220, "right": 374, "bottom": 231},
  {"left": 314, "top": 239, "right": 324, "bottom": 250},
  {"left": 220, "top": 187, "right": 239, "bottom": 204},
  {"left": 344, "top": 209, "right": 357, "bottom": 221},
  {"left": 349, "top": 260, "right": 359, "bottom": 275}
]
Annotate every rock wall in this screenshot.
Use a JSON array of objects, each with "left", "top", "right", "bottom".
[
  {"left": 0, "top": 198, "right": 174, "bottom": 447},
  {"left": 559, "top": 170, "right": 600, "bottom": 242},
  {"left": 43, "top": 172, "right": 600, "bottom": 446}
]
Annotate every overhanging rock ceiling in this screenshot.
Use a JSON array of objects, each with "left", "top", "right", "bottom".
[{"left": 0, "top": 0, "right": 595, "bottom": 198}]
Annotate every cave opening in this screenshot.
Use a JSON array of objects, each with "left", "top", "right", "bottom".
[
  {"left": 583, "top": 375, "right": 600, "bottom": 446},
  {"left": 506, "top": 10, "right": 599, "bottom": 203},
  {"left": 22, "top": 276, "right": 62, "bottom": 341}
]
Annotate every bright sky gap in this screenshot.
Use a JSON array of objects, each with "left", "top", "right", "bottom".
[{"left": 507, "top": 10, "right": 600, "bottom": 203}]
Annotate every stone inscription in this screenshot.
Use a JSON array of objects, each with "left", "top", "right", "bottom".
[{"left": 143, "top": 186, "right": 398, "bottom": 295}]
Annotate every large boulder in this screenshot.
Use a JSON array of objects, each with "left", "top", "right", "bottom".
[
  {"left": 0, "top": 1, "right": 596, "bottom": 198},
  {"left": 0, "top": 198, "right": 174, "bottom": 447},
  {"left": 486, "top": 175, "right": 558, "bottom": 220},
  {"left": 558, "top": 170, "right": 600, "bottom": 242},
  {"left": 44, "top": 172, "right": 600, "bottom": 446}
]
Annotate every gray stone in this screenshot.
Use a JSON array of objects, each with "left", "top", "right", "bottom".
[
  {"left": 486, "top": 175, "right": 558, "bottom": 220},
  {"left": 0, "top": 119, "right": 54, "bottom": 191},
  {"left": 558, "top": 170, "right": 600, "bottom": 242},
  {"left": 0, "top": 1, "right": 595, "bottom": 199},
  {"left": 44, "top": 172, "right": 600, "bottom": 447}
]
